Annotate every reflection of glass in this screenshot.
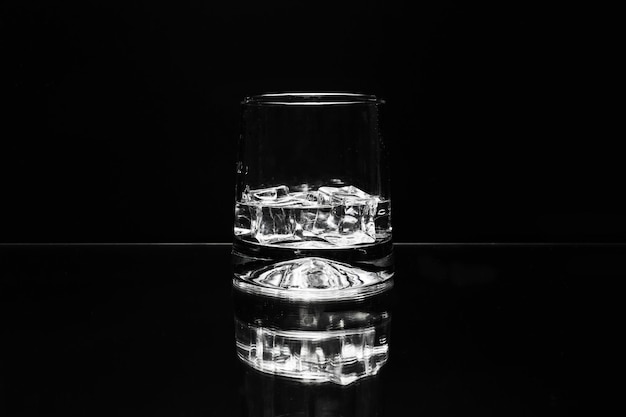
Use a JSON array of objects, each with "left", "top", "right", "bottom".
[
  {"left": 232, "top": 93, "right": 393, "bottom": 299},
  {"left": 240, "top": 365, "right": 384, "bottom": 417},
  {"left": 233, "top": 285, "right": 392, "bottom": 386}
]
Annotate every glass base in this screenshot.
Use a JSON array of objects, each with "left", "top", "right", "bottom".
[
  {"left": 232, "top": 239, "right": 394, "bottom": 301},
  {"left": 233, "top": 256, "right": 393, "bottom": 301}
]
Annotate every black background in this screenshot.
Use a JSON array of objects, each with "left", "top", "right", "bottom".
[{"left": 1, "top": 1, "right": 622, "bottom": 243}]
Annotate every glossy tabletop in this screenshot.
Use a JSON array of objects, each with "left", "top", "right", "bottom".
[{"left": 1, "top": 244, "right": 620, "bottom": 416}]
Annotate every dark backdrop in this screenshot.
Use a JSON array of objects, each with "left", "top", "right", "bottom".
[{"left": 1, "top": 1, "right": 621, "bottom": 243}]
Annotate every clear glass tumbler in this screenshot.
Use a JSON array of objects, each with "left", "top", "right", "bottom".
[{"left": 232, "top": 93, "right": 393, "bottom": 299}]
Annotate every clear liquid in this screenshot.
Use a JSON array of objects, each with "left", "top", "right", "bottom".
[{"left": 234, "top": 185, "right": 392, "bottom": 249}]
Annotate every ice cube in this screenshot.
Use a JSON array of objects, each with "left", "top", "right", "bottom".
[
  {"left": 289, "top": 191, "right": 320, "bottom": 203},
  {"left": 340, "top": 214, "right": 360, "bottom": 234},
  {"left": 268, "top": 191, "right": 320, "bottom": 207},
  {"left": 243, "top": 185, "right": 290, "bottom": 202},
  {"left": 298, "top": 206, "right": 338, "bottom": 237},
  {"left": 336, "top": 185, "right": 371, "bottom": 199},
  {"left": 234, "top": 203, "right": 252, "bottom": 235},
  {"left": 318, "top": 186, "right": 340, "bottom": 205},
  {"left": 260, "top": 197, "right": 309, "bottom": 208},
  {"left": 318, "top": 185, "right": 375, "bottom": 205},
  {"left": 320, "top": 231, "right": 376, "bottom": 246},
  {"left": 244, "top": 187, "right": 325, "bottom": 208},
  {"left": 240, "top": 185, "right": 382, "bottom": 248},
  {"left": 253, "top": 206, "right": 300, "bottom": 244}
]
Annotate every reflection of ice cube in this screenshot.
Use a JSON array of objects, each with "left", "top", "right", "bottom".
[{"left": 244, "top": 185, "right": 290, "bottom": 202}]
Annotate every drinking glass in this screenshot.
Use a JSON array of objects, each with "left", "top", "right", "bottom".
[{"left": 232, "top": 93, "right": 393, "bottom": 299}]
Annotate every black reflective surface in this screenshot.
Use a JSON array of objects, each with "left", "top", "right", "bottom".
[{"left": 1, "top": 244, "right": 620, "bottom": 415}]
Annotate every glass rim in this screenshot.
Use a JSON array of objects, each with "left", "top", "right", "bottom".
[{"left": 242, "top": 92, "right": 385, "bottom": 106}]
